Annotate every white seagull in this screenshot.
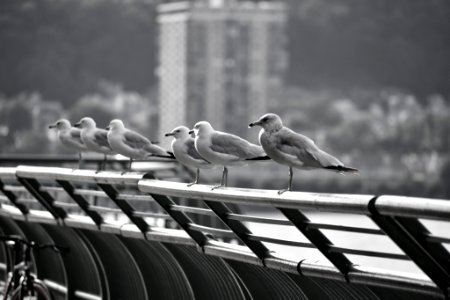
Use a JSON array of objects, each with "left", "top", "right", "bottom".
[
  {"left": 165, "top": 126, "right": 213, "bottom": 186},
  {"left": 190, "top": 121, "right": 269, "bottom": 189},
  {"left": 49, "top": 119, "right": 87, "bottom": 167},
  {"left": 249, "top": 113, "right": 358, "bottom": 194},
  {"left": 106, "top": 119, "right": 173, "bottom": 172},
  {"left": 74, "top": 117, "right": 115, "bottom": 171}
]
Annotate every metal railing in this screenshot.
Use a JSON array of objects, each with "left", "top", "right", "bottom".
[{"left": 0, "top": 165, "right": 449, "bottom": 299}]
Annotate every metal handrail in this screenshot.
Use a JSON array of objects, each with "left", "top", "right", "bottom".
[{"left": 0, "top": 165, "right": 449, "bottom": 298}]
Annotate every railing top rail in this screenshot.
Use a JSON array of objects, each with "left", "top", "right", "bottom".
[
  {"left": 15, "top": 165, "right": 147, "bottom": 185},
  {"left": 138, "top": 179, "right": 375, "bottom": 214},
  {"left": 0, "top": 168, "right": 18, "bottom": 179},
  {"left": 374, "top": 195, "right": 450, "bottom": 220}
]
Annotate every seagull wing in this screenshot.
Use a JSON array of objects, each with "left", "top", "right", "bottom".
[
  {"left": 211, "top": 132, "right": 264, "bottom": 159},
  {"left": 93, "top": 130, "right": 112, "bottom": 149},
  {"left": 276, "top": 128, "right": 342, "bottom": 168},
  {"left": 186, "top": 139, "right": 209, "bottom": 162},
  {"left": 123, "top": 130, "right": 150, "bottom": 149},
  {"left": 70, "top": 128, "right": 84, "bottom": 145}
]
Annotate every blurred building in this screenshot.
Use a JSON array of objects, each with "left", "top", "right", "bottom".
[{"left": 157, "top": 0, "right": 287, "bottom": 146}]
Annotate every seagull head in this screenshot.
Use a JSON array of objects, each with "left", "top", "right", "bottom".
[
  {"left": 190, "top": 121, "right": 213, "bottom": 137},
  {"left": 106, "top": 119, "right": 124, "bottom": 131},
  {"left": 74, "top": 117, "right": 96, "bottom": 129},
  {"left": 249, "top": 113, "right": 282, "bottom": 132},
  {"left": 49, "top": 119, "right": 71, "bottom": 130},
  {"left": 165, "top": 126, "right": 190, "bottom": 139}
]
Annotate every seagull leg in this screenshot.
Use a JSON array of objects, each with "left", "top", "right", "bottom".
[
  {"left": 121, "top": 158, "right": 132, "bottom": 175},
  {"left": 187, "top": 168, "right": 200, "bottom": 187},
  {"left": 224, "top": 167, "right": 228, "bottom": 187},
  {"left": 212, "top": 166, "right": 227, "bottom": 190},
  {"left": 96, "top": 154, "right": 107, "bottom": 173},
  {"left": 77, "top": 152, "right": 82, "bottom": 169},
  {"left": 278, "top": 167, "right": 293, "bottom": 195}
]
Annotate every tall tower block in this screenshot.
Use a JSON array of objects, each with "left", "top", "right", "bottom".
[{"left": 157, "top": 1, "right": 287, "bottom": 146}]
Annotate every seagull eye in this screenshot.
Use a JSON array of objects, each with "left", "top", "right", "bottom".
[{"left": 262, "top": 117, "right": 268, "bottom": 122}]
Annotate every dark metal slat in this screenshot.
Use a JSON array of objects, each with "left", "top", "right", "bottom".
[
  {"left": 17, "top": 177, "right": 67, "bottom": 220},
  {"left": 141, "top": 173, "right": 208, "bottom": 246},
  {"left": 204, "top": 200, "right": 271, "bottom": 260},
  {"left": 97, "top": 183, "right": 150, "bottom": 234},
  {"left": 0, "top": 179, "right": 29, "bottom": 215},
  {"left": 57, "top": 180, "right": 104, "bottom": 226},
  {"left": 278, "top": 208, "right": 353, "bottom": 277},
  {"left": 369, "top": 198, "right": 450, "bottom": 294}
]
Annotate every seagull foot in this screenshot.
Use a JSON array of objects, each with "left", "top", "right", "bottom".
[
  {"left": 211, "top": 185, "right": 224, "bottom": 190},
  {"left": 277, "top": 189, "right": 290, "bottom": 195},
  {"left": 187, "top": 182, "right": 197, "bottom": 187},
  {"left": 121, "top": 171, "right": 127, "bottom": 175}
]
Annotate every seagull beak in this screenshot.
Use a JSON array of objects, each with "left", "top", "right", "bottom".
[
  {"left": 164, "top": 133, "right": 174, "bottom": 137},
  {"left": 249, "top": 121, "right": 258, "bottom": 128},
  {"left": 105, "top": 126, "right": 110, "bottom": 130},
  {"left": 188, "top": 129, "right": 194, "bottom": 135},
  {"left": 73, "top": 122, "right": 81, "bottom": 128},
  {"left": 48, "top": 124, "right": 56, "bottom": 129}
]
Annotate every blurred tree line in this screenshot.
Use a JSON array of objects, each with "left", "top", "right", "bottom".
[{"left": 0, "top": 0, "right": 449, "bottom": 105}]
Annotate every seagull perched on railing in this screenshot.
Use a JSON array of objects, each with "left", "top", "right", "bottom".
[
  {"left": 249, "top": 113, "right": 358, "bottom": 194},
  {"left": 49, "top": 119, "right": 87, "bottom": 168},
  {"left": 165, "top": 126, "right": 213, "bottom": 186},
  {"left": 74, "top": 117, "right": 115, "bottom": 171},
  {"left": 107, "top": 119, "right": 174, "bottom": 172},
  {"left": 190, "top": 121, "right": 269, "bottom": 189}
]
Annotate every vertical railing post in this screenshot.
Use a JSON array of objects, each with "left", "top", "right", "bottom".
[
  {"left": 97, "top": 183, "right": 150, "bottom": 235},
  {"left": 56, "top": 180, "right": 104, "bottom": 227},
  {"left": 278, "top": 208, "right": 353, "bottom": 278},
  {"left": 16, "top": 177, "right": 67, "bottom": 221},
  {"left": 0, "top": 179, "right": 29, "bottom": 215}
]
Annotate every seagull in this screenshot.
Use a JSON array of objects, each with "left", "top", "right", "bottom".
[
  {"left": 106, "top": 119, "right": 174, "bottom": 172},
  {"left": 165, "top": 126, "right": 213, "bottom": 186},
  {"left": 74, "top": 117, "right": 115, "bottom": 171},
  {"left": 190, "top": 121, "right": 269, "bottom": 189},
  {"left": 49, "top": 119, "right": 87, "bottom": 168},
  {"left": 249, "top": 113, "right": 358, "bottom": 194}
]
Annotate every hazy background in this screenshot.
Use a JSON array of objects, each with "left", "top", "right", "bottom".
[{"left": 0, "top": 0, "right": 449, "bottom": 198}]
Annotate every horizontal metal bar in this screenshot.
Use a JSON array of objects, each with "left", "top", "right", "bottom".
[
  {"left": 348, "top": 266, "right": 442, "bottom": 298},
  {"left": 43, "top": 279, "right": 68, "bottom": 294},
  {"left": 138, "top": 180, "right": 374, "bottom": 214},
  {"left": 116, "top": 194, "right": 152, "bottom": 202},
  {"left": 74, "top": 290, "right": 102, "bottom": 300},
  {"left": 374, "top": 195, "right": 450, "bottom": 220},
  {"left": 227, "top": 213, "right": 292, "bottom": 225},
  {"left": 306, "top": 222, "right": 384, "bottom": 235},
  {"left": 53, "top": 201, "right": 80, "bottom": 209},
  {"left": 132, "top": 211, "right": 171, "bottom": 219},
  {"left": 39, "top": 186, "right": 65, "bottom": 193},
  {"left": 247, "top": 234, "right": 315, "bottom": 248},
  {"left": 2, "top": 185, "right": 27, "bottom": 192},
  {"left": 16, "top": 198, "right": 38, "bottom": 204},
  {"left": 328, "top": 246, "right": 409, "bottom": 260},
  {"left": 74, "top": 189, "right": 109, "bottom": 198},
  {"left": 426, "top": 235, "right": 450, "bottom": 244},
  {"left": 188, "top": 223, "right": 236, "bottom": 238},
  {"left": 171, "top": 205, "right": 216, "bottom": 216},
  {"left": 88, "top": 205, "right": 123, "bottom": 213}
]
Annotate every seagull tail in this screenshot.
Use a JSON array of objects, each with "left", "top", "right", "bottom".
[
  {"left": 324, "top": 165, "right": 358, "bottom": 173},
  {"left": 146, "top": 151, "right": 176, "bottom": 159},
  {"left": 245, "top": 155, "right": 271, "bottom": 161}
]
